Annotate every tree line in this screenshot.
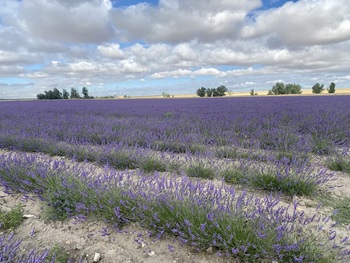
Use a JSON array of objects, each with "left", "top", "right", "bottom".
[
  {"left": 37, "top": 87, "right": 94, "bottom": 100},
  {"left": 196, "top": 85, "right": 228, "bottom": 97},
  {"left": 267, "top": 82, "right": 335, "bottom": 95},
  {"left": 195, "top": 82, "right": 336, "bottom": 97}
]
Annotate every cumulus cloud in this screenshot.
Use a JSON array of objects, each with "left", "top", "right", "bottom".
[
  {"left": 17, "top": 0, "right": 114, "bottom": 43},
  {"left": 243, "top": 0, "right": 350, "bottom": 47},
  {"left": 1, "top": 0, "right": 350, "bottom": 98},
  {"left": 110, "top": 0, "right": 261, "bottom": 43},
  {"left": 97, "top": 43, "right": 124, "bottom": 59}
]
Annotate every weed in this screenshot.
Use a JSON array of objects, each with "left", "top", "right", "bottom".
[
  {"left": 46, "top": 244, "right": 70, "bottom": 263},
  {"left": 186, "top": 163, "right": 215, "bottom": 179},
  {"left": 0, "top": 205, "right": 24, "bottom": 230}
]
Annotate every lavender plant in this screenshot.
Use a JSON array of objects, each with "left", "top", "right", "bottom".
[{"left": 1, "top": 153, "right": 349, "bottom": 262}]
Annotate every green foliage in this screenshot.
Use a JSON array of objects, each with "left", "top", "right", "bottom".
[
  {"left": 162, "top": 92, "right": 173, "bottom": 98},
  {"left": 250, "top": 171, "right": 316, "bottom": 196},
  {"left": 312, "top": 83, "right": 325, "bottom": 94},
  {"left": 269, "top": 82, "right": 302, "bottom": 95},
  {"left": 186, "top": 163, "right": 215, "bottom": 179},
  {"left": 206, "top": 88, "right": 214, "bottom": 97},
  {"left": 327, "top": 156, "right": 350, "bottom": 173},
  {"left": 196, "top": 87, "right": 207, "bottom": 97},
  {"left": 215, "top": 85, "right": 228, "bottom": 96},
  {"left": 250, "top": 89, "right": 258, "bottom": 96},
  {"left": 37, "top": 88, "right": 63, "bottom": 100},
  {"left": 82, "top": 87, "right": 93, "bottom": 99},
  {"left": 0, "top": 205, "right": 24, "bottom": 230},
  {"left": 327, "top": 82, "right": 336, "bottom": 93},
  {"left": 46, "top": 244, "right": 71, "bottom": 263},
  {"left": 221, "top": 169, "right": 244, "bottom": 184},
  {"left": 137, "top": 157, "right": 167, "bottom": 172},
  {"left": 62, "top": 89, "right": 69, "bottom": 99},
  {"left": 203, "top": 86, "right": 227, "bottom": 97},
  {"left": 70, "top": 87, "right": 81, "bottom": 99}
]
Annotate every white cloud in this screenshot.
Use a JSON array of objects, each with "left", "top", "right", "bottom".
[
  {"left": 17, "top": 0, "right": 114, "bottom": 43},
  {"left": 243, "top": 0, "right": 350, "bottom": 47},
  {"left": 97, "top": 43, "right": 124, "bottom": 59},
  {"left": 110, "top": 0, "right": 261, "bottom": 43},
  {"left": 1, "top": 0, "right": 350, "bottom": 99}
]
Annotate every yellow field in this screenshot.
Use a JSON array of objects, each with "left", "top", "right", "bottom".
[{"left": 124, "top": 88, "right": 350, "bottom": 99}]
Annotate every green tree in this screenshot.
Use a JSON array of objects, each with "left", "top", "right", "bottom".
[
  {"left": 82, "top": 87, "right": 89, "bottom": 99},
  {"left": 312, "top": 83, "right": 324, "bottom": 94},
  {"left": 70, "top": 88, "right": 80, "bottom": 99},
  {"left": 327, "top": 82, "right": 336, "bottom": 93},
  {"left": 271, "top": 82, "right": 286, "bottom": 95},
  {"left": 196, "top": 87, "right": 207, "bottom": 97},
  {"left": 162, "top": 92, "right": 171, "bottom": 98},
  {"left": 206, "top": 88, "right": 214, "bottom": 97},
  {"left": 216, "top": 85, "right": 228, "bottom": 96},
  {"left": 285, "top": 84, "right": 302, "bottom": 94},
  {"left": 52, "top": 88, "right": 62, "bottom": 99},
  {"left": 62, "top": 89, "right": 70, "bottom": 99},
  {"left": 37, "top": 93, "right": 46, "bottom": 100}
]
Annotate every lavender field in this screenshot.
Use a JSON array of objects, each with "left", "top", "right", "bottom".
[{"left": 1, "top": 96, "right": 350, "bottom": 262}]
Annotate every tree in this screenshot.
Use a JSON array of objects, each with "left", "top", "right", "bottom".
[
  {"left": 70, "top": 88, "right": 80, "bottom": 99},
  {"left": 271, "top": 82, "right": 286, "bottom": 95},
  {"left": 162, "top": 92, "right": 171, "bottom": 98},
  {"left": 312, "top": 83, "right": 324, "bottom": 94},
  {"left": 269, "top": 82, "right": 302, "bottom": 95},
  {"left": 52, "top": 88, "right": 62, "bottom": 99},
  {"left": 206, "top": 88, "right": 214, "bottom": 97},
  {"left": 216, "top": 85, "right": 228, "bottom": 96},
  {"left": 285, "top": 84, "right": 302, "bottom": 94},
  {"left": 62, "top": 89, "right": 70, "bottom": 99},
  {"left": 196, "top": 87, "right": 206, "bottom": 97},
  {"left": 37, "top": 93, "right": 46, "bottom": 100},
  {"left": 327, "top": 82, "right": 336, "bottom": 93},
  {"left": 82, "top": 87, "right": 89, "bottom": 99}
]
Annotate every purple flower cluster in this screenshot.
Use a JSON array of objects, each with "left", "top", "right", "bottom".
[
  {"left": 0, "top": 96, "right": 349, "bottom": 154},
  {"left": 0, "top": 232, "right": 69, "bottom": 263}
]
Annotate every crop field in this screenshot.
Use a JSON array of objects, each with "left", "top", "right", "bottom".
[{"left": 1, "top": 96, "right": 350, "bottom": 262}]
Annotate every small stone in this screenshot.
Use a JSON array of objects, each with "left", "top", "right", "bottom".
[
  {"left": 93, "top": 253, "right": 101, "bottom": 262},
  {"left": 206, "top": 247, "right": 214, "bottom": 253},
  {"left": 23, "top": 214, "right": 36, "bottom": 219},
  {"left": 148, "top": 251, "right": 156, "bottom": 257}
]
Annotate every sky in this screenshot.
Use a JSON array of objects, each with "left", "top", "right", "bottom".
[{"left": 1, "top": 0, "right": 350, "bottom": 99}]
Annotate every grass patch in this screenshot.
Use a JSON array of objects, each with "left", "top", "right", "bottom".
[
  {"left": 185, "top": 163, "right": 215, "bottom": 179},
  {"left": 319, "top": 195, "right": 350, "bottom": 225},
  {"left": 251, "top": 171, "right": 316, "bottom": 196},
  {"left": 327, "top": 156, "right": 350, "bottom": 174},
  {"left": 137, "top": 156, "right": 167, "bottom": 172},
  {"left": 0, "top": 205, "right": 24, "bottom": 230},
  {"left": 47, "top": 244, "right": 71, "bottom": 263},
  {"left": 220, "top": 169, "right": 244, "bottom": 184}
]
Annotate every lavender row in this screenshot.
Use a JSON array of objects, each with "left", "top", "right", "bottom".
[
  {"left": 0, "top": 135, "right": 335, "bottom": 196},
  {"left": 0, "top": 153, "right": 349, "bottom": 262},
  {"left": 0, "top": 96, "right": 349, "bottom": 155}
]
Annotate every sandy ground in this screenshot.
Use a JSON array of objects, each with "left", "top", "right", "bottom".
[{"left": 1, "top": 149, "right": 350, "bottom": 262}]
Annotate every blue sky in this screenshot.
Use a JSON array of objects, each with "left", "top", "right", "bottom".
[{"left": 0, "top": 0, "right": 350, "bottom": 99}]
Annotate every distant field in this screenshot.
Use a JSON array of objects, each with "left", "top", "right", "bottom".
[
  {"left": 126, "top": 87, "right": 350, "bottom": 99},
  {"left": 1, "top": 96, "right": 350, "bottom": 262}
]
